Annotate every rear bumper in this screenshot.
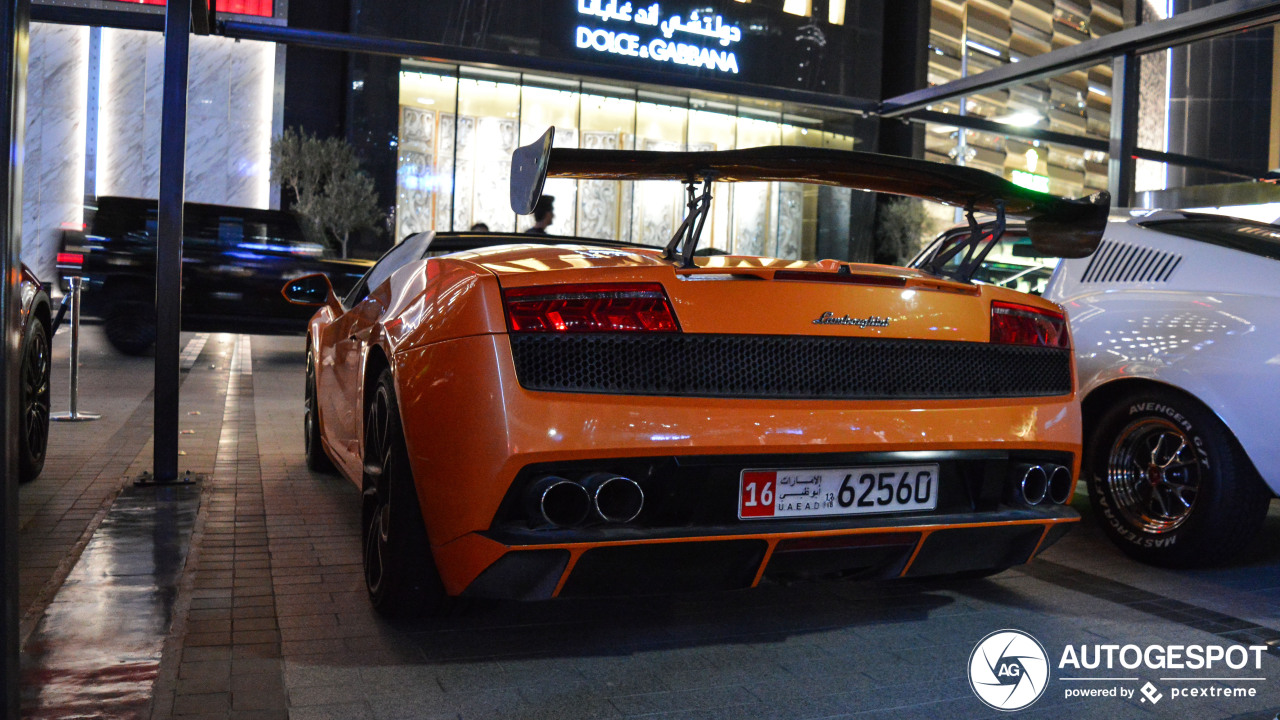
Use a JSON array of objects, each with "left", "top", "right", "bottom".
[
  {"left": 445, "top": 507, "right": 1078, "bottom": 600},
  {"left": 392, "top": 334, "right": 1084, "bottom": 598}
]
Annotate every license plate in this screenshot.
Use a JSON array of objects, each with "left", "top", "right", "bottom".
[{"left": 738, "top": 464, "right": 939, "bottom": 519}]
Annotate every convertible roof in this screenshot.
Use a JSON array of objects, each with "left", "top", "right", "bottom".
[{"left": 511, "top": 128, "right": 1109, "bottom": 258}]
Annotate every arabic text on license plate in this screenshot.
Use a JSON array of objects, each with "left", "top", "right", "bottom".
[{"left": 738, "top": 464, "right": 938, "bottom": 519}]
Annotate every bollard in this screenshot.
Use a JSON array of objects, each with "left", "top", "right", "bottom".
[{"left": 51, "top": 276, "right": 101, "bottom": 423}]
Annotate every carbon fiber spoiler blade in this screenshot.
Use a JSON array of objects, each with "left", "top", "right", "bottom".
[
  {"left": 510, "top": 127, "right": 556, "bottom": 217},
  {"left": 509, "top": 127, "right": 1109, "bottom": 259}
]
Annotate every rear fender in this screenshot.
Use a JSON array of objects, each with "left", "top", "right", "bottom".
[{"left": 382, "top": 257, "right": 505, "bottom": 352}]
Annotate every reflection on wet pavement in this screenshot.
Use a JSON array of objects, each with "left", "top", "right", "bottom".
[{"left": 20, "top": 482, "right": 200, "bottom": 719}]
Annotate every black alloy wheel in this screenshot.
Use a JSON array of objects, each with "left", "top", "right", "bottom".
[
  {"left": 304, "top": 348, "right": 336, "bottom": 473},
  {"left": 361, "top": 368, "right": 445, "bottom": 617},
  {"left": 104, "top": 290, "right": 156, "bottom": 355},
  {"left": 1086, "top": 388, "right": 1270, "bottom": 567},
  {"left": 19, "top": 318, "right": 51, "bottom": 483}
]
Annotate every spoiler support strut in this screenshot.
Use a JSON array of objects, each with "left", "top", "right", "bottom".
[
  {"left": 922, "top": 201, "right": 1009, "bottom": 283},
  {"left": 663, "top": 173, "right": 715, "bottom": 268}
]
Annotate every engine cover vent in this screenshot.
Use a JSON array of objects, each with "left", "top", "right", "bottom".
[{"left": 1079, "top": 240, "right": 1182, "bottom": 284}]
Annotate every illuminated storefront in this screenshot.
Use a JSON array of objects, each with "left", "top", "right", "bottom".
[
  {"left": 331, "top": 0, "right": 885, "bottom": 262},
  {"left": 395, "top": 65, "right": 861, "bottom": 259}
]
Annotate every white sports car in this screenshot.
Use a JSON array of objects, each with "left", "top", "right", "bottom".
[{"left": 1044, "top": 210, "right": 1279, "bottom": 566}]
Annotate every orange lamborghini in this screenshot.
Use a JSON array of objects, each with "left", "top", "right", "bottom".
[{"left": 284, "top": 129, "right": 1109, "bottom": 616}]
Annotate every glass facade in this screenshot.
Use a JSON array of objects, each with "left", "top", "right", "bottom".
[
  {"left": 924, "top": 0, "right": 1120, "bottom": 200},
  {"left": 395, "top": 64, "right": 859, "bottom": 260}
]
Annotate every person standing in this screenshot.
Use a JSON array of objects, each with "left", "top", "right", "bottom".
[{"left": 524, "top": 196, "right": 555, "bottom": 234}]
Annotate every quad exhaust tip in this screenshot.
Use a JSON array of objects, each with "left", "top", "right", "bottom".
[
  {"left": 1012, "top": 464, "right": 1073, "bottom": 506},
  {"left": 585, "top": 473, "right": 645, "bottom": 523},
  {"left": 1047, "top": 464, "right": 1074, "bottom": 505},
  {"left": 528, "top": 473, "right": 645, "bottom": 527},
  {"left": 1019, "top": 465, "right": 1049, "bottom": 506},
  {"left": 529, "top": 476, "right": 592, "bottom": 528}
]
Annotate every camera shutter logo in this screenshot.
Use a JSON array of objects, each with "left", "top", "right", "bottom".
[{"left": 968, "top": 629, "right": 1050, "bottom": 711}]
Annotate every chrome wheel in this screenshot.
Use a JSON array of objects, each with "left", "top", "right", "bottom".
[{"left": 1104, "top": 417, "right": 1200, "bottom": 535}]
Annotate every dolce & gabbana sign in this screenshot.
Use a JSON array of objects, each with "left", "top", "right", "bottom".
[{"left": 574, "top": 0, "right": 743, "bottom": 74}]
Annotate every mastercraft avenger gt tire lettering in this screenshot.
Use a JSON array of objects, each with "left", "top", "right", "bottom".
[{"left": 1086, "top": 388, "right": 1269, "bottom": 567}]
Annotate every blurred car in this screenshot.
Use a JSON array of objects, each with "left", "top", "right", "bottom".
[
  {"left": 1045, "top": 211, "right": 1280, "bottom": 566},
  {"left": 285, "top": 129, "right": 1108, "bottom": 615},
  {"left": 19, "top": 264, "right": 52, "bottom": 483},
  {"left": 60, "top": 196, "right": 372, "bottom": 354}
]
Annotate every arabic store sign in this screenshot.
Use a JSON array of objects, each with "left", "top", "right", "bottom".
[{"left": 576, "top": 0, "right": 743, "bottom": 74}]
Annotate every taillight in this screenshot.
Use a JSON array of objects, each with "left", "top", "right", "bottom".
[
  {"left": 503, "top": 283, "right": 680, "bottom": 333},
  {"left": 990, "top": 301, "right": 1070, "bottom": 348},
  {"left": 56, "top": 252, "right": 84, "bottom": 271}
]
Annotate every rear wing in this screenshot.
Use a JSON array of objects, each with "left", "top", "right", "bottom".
[{"left": 511, "top": 128, "right": 1108, "bottom": 272}]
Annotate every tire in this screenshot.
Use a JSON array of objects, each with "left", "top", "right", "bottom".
[
  {"left": 19, "top": 317, "right": 51, "bottom": 483},
  {"left": 361, "top": 368, "right": 446, "bottom": 617},
  {"left": 304, "top": 349, "right": 336, "bottom": 474},
  {"left": 1085, "top": 388, "right": 1270, "bottom": 567},
  {"left": 104, "top": 290, "right": 156, "bottom": 355}
]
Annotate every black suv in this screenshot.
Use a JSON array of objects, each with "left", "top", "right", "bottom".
[{"left": 62, "top": 196, "right": 372, "bottom": 354}]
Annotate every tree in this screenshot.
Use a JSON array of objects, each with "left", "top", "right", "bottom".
[
  {"left": 874, "top": 197, "right": 946, "bottom": 266},
  {"left": 270, "top": 128, "right": 384, "bottom": 258}
]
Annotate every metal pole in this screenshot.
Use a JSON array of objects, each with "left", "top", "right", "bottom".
[
  {"left": 153, "top": 0, "right": 191, "bottom": 483},
  {"left": 1109, "top": 51, "right": 1140, "bottom": 207},
  {"left": 50, "top": 277, "right": 99, "bottom": 423},
  {"left": 0, "top": 0, "right": 28, "bottom": 712}
]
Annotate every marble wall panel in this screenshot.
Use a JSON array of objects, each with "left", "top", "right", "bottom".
[
  {"left": 185, "top": 114, "right": 230, "bottom": 205},
  {"left": 225, "top": 122, "right": 267, "bottom": 208},
  {"left": 101, "top": 30, "right": 151, "bottom": 199},
  {"left": 188, "top": 36, "right": 232, "bottom": 123},
  {"left": 22, "top": 25, "right": 275, "bottom": 280},
  {"left": 100, "top": 30, "right": 274, "bottom": 208},
  {"left": 21, "top": 24, "right": 88, "bottom": 281}
]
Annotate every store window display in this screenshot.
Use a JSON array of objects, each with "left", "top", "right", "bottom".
[{"left": 395, "top": 65, "right": 861, "bottom": 259}]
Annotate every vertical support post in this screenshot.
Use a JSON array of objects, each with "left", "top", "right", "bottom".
[
  {"left": 50, "top": 277, "right": 100, "bottom": 423},
  {"left": 0, "top": 0, "right": 28, "bottom": 712},
  {"left": 1109, "top": 51, "right": 1140, "bottom": 208},
  {"left": 154, "top": 0, "right": 191, "bottom": 483}
]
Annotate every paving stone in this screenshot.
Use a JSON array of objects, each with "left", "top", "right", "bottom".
[{"left": 21, "top": 334, "right": 1280, "bottom": 720}]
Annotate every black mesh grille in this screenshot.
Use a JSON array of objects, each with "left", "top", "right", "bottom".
[{"left": 510, "top": 333, "right": 1072, "bottom": 399}]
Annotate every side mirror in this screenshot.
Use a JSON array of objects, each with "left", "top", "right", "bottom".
[{"left": 282, "top": 273, "right": 339, "bottom": 312}]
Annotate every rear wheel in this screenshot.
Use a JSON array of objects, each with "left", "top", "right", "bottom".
[
  {"left": 361, "top": 368, "right": 445, "bottom": 616},
  {"left": 19, "top": 317, "right": 50, "bottom": 483},
  {"left": 303, "top": 348, "right": 336, "bottom": 473},
  {"left": 104, "top": 287, "right": 155, "bottom": 355},
  {"left": 1085, "top": 388, "right": 1270, "bottom": 567}
]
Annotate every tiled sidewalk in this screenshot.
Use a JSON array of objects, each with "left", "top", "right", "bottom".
[
  {"left": 19, "top": 332, "right": 1280, "bottom": 720},
  {"left": 151, "top": 336, "right": 289, "bottom": 719}
]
